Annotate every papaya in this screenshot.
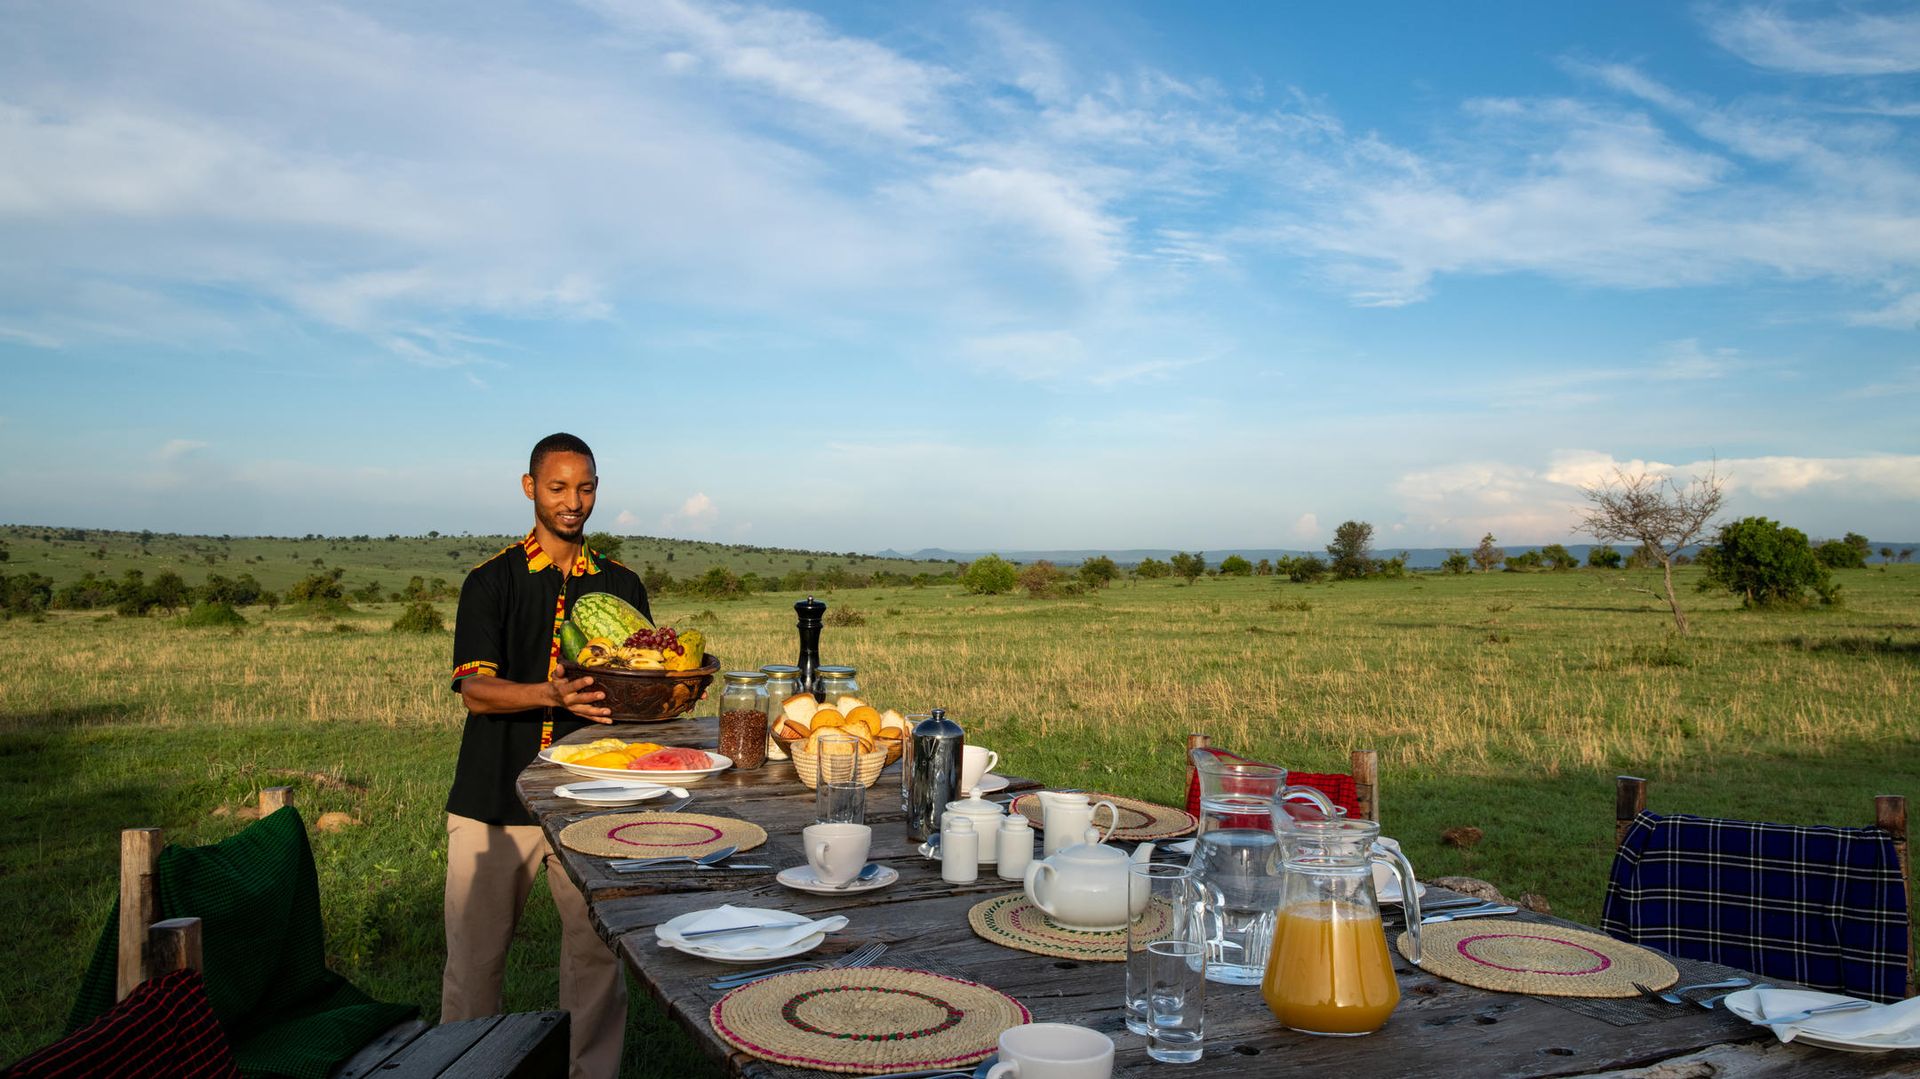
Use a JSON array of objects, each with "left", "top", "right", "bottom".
[
  {"left": 558, "top": 619, "right": 589, "bottom": 663},
  {"left": 664, "top": 629, "right": 705, "bottom": 670}
]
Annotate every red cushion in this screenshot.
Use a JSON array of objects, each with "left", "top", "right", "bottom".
[
  {"left": 1185, "top": 747, "right": 1364, "bottom": 823},
  {"left": 8, "top": 970, "right": 239, "bottom": 1079}
]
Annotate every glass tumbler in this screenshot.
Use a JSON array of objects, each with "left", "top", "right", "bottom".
[
  {"left": 1126, "top": 863, "right": 1204, "bottom": 1036},
  {"left": 1147, "top": 939, "right": 1207, "bottom": 1063},
  {"left": 813, "top": 729, "right": 866, "bottom": 824}
]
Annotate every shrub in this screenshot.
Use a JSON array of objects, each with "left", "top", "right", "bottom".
[
  {"left": 178, "top": 601, "right": 247, "bottom": 628},
  {"left": 1134, "top": 557, "right": 1171, "bottom": 579},
  {"left": 391, "top": 601, "right": 445, "bottom": 633},
  {"left": 1218, "top": 555, "right": 1253, "bottom": 577},
  {"left": 1078, "top": 556, "right": 1120, "bottom": 589},
  {"left": 1281, "top": 555, "right": 1327, "bottom": 583},
  {"left": 1170, "top": 552, "right": 1207, "bottom": 583},
  {"left": 1440, "top": 551, "right": 1470, "bottom": 575},
  {"left": 1697, "top": 517, "right": 1837, "bottom": 607},
  {"left": 825, "top": 604, "right": 867, "bottom": 627},
  {"left": 0, "top": 572, "right": 53, "bottom": 617},
  {"left": 689, "top": 566, "right": 744, "bottom": 599},
  {"left": 1814, "top": 538, "right": 1867, "bottom": 570},
  {"left": 960, "top": 554, "right": 1018, "bottom": 595},
  {"left": 1539, "top": 543, "right": 1579, "bottom": 571},
  {"left": 288, "top": 570, "right": 346, "bottom": 604},
  {"left": 1586, "top": 545, "right": 1623, "bottom": 569},
  {"left": 1326, "top": 522, "right": 1375, "bottom": 580}
]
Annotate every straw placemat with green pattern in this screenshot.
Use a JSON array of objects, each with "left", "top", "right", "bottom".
[
  {"left": 967, "top": 892, "right": 1174, "bottom": 961},
  {"left": 558, "top": 812, "right": 766, "bottom": 859},
  {"left": 1009, "top": 793, "right": 1196, "bottom": 841},
  {"left": 710, "top": 966, "right": 1029, "bottom": 1075},
  {"left": 1399, "top": 919, "right": 1679, "bottom": 998}
]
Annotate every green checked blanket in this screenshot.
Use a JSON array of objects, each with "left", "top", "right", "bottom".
[{"left": 67, "top": 807, "right": 418, "bottom": 1079}]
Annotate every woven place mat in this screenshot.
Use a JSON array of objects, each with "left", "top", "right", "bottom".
[
  {"left": 1009, "top": 793, "right": 1196, "bottom": 841},
  {"left": 1398, "top": 919, "right": 1678, "bottom": 998},
  {"left": 967, "top": 892, "right": 1174, "bottom": 961},
  {"left": 710, "top": 966, "right": 1029, "bottom": 1075},
  {"left": 557, "top": 812, "right": 767, "bottom": 859}
]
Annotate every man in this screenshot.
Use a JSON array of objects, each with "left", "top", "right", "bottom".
[{"left": 443, "top": 432, "right": 644, "bottom": 1079}]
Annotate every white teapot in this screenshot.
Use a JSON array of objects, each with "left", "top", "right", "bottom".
[{"left": 1023, "top": 827, "right": 1156, "bottom": 931}]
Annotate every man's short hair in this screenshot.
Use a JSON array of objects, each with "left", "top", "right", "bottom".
[{"left": 529, "top": 432, "right": 595, "bottom": 478}]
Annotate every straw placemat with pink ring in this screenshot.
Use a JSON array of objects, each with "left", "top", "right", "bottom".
[
  {"left": 711, "top": 966, "right": 1028, "bottom": 1075},
  {"left": 558, "top": 812, "right": 766, "bottom": 859}
]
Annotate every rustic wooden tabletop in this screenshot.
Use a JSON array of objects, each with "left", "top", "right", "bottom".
[{"left": 519, "top": 716, "right": 1911, "bottom": 1078}]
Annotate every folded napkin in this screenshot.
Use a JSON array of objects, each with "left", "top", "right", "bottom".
[
  {"left": 657, "top": 905, "right": 848, "bottom": 955},
  {"left": 1741, "top": 987, "right": 1920, "bottom": 1044}
]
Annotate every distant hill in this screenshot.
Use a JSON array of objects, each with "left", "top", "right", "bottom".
[{"left": 875, "top": 542, "right": 1919, "bottom": 570}]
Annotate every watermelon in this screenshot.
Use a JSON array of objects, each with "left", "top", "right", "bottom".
[
  {"left": 558, "top": 619, "right": 589, "bottom": 663},
  {"left": 571, "top": 592, "right": 650, "bottom": 643},
  {"left": 627, "top": 747, "right": 714, "bottom": 771}
]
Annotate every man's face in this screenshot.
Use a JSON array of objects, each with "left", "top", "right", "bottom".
[{"left": 522, "top": 451, "right": 596, "bottom": 542}]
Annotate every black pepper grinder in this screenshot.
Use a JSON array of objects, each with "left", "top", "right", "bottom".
[{"left": 794, "top": 595, "right": 826, "bottom": 700}]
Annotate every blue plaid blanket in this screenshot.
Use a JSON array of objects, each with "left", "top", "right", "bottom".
[{"left": 1601, "top": 810, "right": 1910, "bottom": 1002}]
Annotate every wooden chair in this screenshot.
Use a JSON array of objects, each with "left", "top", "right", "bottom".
[
  {"left": 1186, "top": 734, "right": 1380, "bottom": 823},
  {"left": 1611, "top": 775, "right": 1913, "bottom": 1000},
  {"left": 118, "top": 787, "right": 570, "bottom": 1079}
]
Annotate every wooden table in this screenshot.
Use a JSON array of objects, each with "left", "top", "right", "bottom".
[{"left": 520, "top": 717, "right": 1911, "bottom": 1078}]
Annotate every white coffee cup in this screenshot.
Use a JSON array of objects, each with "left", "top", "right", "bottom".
[
  {"left": 802, "top": 822, "right": 871, "bottom": 886},
  {"left": 960, "top": 745, "right": 1001, "bottom": 792},
  {"left": 984, "top": 1023, "right": 1114, "bottom": 1079}
]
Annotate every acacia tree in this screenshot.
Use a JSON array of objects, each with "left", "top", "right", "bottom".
[
  {"left": 1577, "top": 465, "right": 1725, "bottom": 635},
  {"left": 1471, "top": 533, "right": 1502, "bottom": 573},
  {"left": 1326, "top": 521, "right": 1375, "bottom": 579},
  {"left": 1170, "top": 551, "right": 1207, "bottom": 584}
]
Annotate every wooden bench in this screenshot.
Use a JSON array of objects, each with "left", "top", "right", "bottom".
[{"left": 121, "top": 786, "right": 569, "bottom": 1079}]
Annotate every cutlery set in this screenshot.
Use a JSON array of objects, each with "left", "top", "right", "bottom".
[{"left": 706, "top": 940, "right": 889, "bottom": 989}]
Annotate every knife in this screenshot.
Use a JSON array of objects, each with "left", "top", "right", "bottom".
[
  {"left": 682, "top": 921, "right": 827, "bottom": 939},
  {"left": 1758, "top": 1000, "right": 1873, "bottom": 1025},
  {"left": 623, "top": 864, "right": 773, "bottom": 872},
  {"left": 1421, "top": 904, "right": 1519, "bottom": 924}
]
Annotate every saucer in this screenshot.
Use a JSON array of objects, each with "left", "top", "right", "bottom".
[
  {"left": 655, "top": 907, "right": 827, "bottom": 964},
  {"left": 972, "top": 773, "right": 1010, "bottom": 795},
  {"left": 777, "top": 863, "right": 899, "bottom": 895},
  {"left": 554, "top": 781, "right": 675, "bottom": 806}
]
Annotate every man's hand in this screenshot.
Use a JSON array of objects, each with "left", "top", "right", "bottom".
[
  {"left": 550, "top": 674, "right": 612, "bottom": 722},
  {"left": 459, "top": 673, "right": 612, "bottom": 723}
]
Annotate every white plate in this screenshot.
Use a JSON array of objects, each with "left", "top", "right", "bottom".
[
  {"left": 1376, "top": 879, "right": 1429, "bottom": 905},
  {"left": 1725, "top": 989, "right": 1920, "bottom": 1053},
  {"left": 538, "top": 747, "right": 732, "bottom": 783},
  {"left": 654, "top": 907, "right": 825, "bottom": 964},
  {"left": 777, "top": 863, "right": 900, "bottom": 895},
  {"left": 973, "top": 773, "right": 1009, "bottom": 794},
  {"left": 553, "top": 782, "right": 675, "bottom": 806}
]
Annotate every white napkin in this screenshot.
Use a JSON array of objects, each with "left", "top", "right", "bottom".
[
  {"left": 657, "top": 905, "right": 847, "bottom": 954},
  {"left": 1744, "top": 987, "right": 1920, "bottom": 1044}
]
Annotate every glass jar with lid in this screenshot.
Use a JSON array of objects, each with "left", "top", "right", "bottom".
[
  {"left": 718, "top": 671, "right": 770, "bottom": 769},
  {"left": 814, "top": 664, "right": 860, "bottom": 702},
  {"left": 760, "top": 664, "right": 802, "bottom": 710}
]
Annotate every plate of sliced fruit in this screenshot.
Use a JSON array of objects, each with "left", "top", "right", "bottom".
[{"left": 541, "top": 738, "right": 732, "bottom": 783}]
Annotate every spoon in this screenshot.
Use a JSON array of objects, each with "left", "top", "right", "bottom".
[
  {"left": 610, "top": 845, "right": 737, "bottom": 871},
  {"left": 833, "top": 863, "right": 884, "bottom": 889}
]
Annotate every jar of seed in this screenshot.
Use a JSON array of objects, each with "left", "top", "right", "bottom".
[{"left": 718, "top": 671, "right": 770, "bottom": 768}]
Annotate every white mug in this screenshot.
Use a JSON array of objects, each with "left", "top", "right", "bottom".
[
  {"left": 960, "top": 745, "right": 1001, "bottom": 792},
  {"left": 803, "top": 822, "right": 871, "bottom": 886},
  {"left": 984, "top": 1023, "right": 1114, "bottom": 1079}
]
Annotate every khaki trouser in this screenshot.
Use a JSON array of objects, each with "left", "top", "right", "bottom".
[{"left": 443, "top": 814, "right": 627, "bottom": 1079}]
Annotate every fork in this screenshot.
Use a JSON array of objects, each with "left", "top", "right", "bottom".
[{"left": 708, "top": 940, "right": 888, "bottom": 989}]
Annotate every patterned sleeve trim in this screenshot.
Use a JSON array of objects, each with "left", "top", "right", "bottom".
[{"left": 452, "top": 660, "right": 499, "bottom": 681}]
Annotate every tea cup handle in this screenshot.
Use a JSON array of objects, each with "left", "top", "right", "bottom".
[
  {"left": 1091, "top": 800, "right": 1120, "bottom": 843},
  {"left": 982, "top": 750, "right": 1000, "bottom": 776},
  {"left": 985, "top": 1062, "right": 1019, "bottom": 1078}
]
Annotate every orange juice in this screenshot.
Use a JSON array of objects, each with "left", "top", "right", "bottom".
[{"left": 1261, "top": 902, "right": 1399, "bottom": 1035}]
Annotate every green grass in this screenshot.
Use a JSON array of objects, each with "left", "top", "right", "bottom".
[{"left": 2, "top": 565, "right": 1916, "bottom": 1072}]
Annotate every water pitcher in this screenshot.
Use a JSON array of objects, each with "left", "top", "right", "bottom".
[
  {"left": 1188, "top": 750, "right": 1336, "bottom": 985},
  {"left": 1262, "top": 816, "right": 1420, "bottom": 1036}
]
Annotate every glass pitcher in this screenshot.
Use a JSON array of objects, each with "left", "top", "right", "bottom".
[
  {"left": 1262, "top": 816, "right": 1420, "bottom": 1036},
  {"left": 1188, "top": 750, "right": 1337, "bottom": 985}
]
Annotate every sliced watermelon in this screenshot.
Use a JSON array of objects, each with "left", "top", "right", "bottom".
[{"left": 627, "top": 747, "right": 714, "bottom": 771}]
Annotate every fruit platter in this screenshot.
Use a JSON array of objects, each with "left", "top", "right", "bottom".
[
  {"left": 540, "top": 738, "right": 733, "bottom": 783},
  {"left": 558, "top": 593, "right": 718, "bottom": 721}
]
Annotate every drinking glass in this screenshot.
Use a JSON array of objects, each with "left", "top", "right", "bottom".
[
  {"left": 1126, "top": 864, "right": 1202, "bottom": 1036},
  {"left": 814, "top": 731, "right": 866, "bottom": 824},
  {"left": 1146, "top": 939, "right": 1206, "bottom": 1063}
]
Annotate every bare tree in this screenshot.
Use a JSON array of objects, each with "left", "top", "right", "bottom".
[{"left": 1577, "top": 464, "right": 1725, "bottom": 634}]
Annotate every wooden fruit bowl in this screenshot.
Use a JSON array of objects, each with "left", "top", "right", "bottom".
[
  {"left": 791, "top": 745, "right": 889, "bottom": 789},
  {"left": 558, "top": 653, "right": 719, "bottom": 722}
]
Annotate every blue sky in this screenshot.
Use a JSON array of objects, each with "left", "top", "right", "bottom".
[{"left": 2, "top": 1, "right": 1917, "bottom": 550}]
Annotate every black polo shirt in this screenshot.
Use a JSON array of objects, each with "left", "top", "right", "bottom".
[{"left": 447, "top": 532, "right": 650, "bottom": 825}]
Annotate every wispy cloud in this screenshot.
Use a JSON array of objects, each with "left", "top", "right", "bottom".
[{"left": 1703, "top": 4, "right": 1920, "bottom": 76}]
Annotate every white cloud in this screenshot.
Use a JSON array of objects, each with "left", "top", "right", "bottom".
[
  {"left": 1704, "top": 5, "right": 1920, "bottom": 76},
  {"left": 1290, "top": 513, "right": 1319, "bottom": 542},
  {"left": 664, "top": 492, "right": 720, "bottom": 532},
  {"left": 1651, "top": 338, "right": 1741, "bottom": 380},
  {"left": 156, "top": 438, "right": 208, "bottom": 462},
  {"left": 615, "top": 509, "right": 640, "bottom": 528}
]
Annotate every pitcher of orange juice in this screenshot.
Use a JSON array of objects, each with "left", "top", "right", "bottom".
[{"left": 1261, "top": 816, "right": 1421, "bottom": 1036}]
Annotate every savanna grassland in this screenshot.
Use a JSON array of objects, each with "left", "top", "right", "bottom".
[{"left": 2, "top": 561, "right": 1916, "bottom": 1074}]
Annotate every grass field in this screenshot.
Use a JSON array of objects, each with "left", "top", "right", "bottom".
[{"left": 2, "top": 564, "right": 1916, "bottom": 1073}]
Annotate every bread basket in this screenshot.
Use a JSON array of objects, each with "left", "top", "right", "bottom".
[{"left": 791, "top": 744, "right": 889, "bottom": 789}]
